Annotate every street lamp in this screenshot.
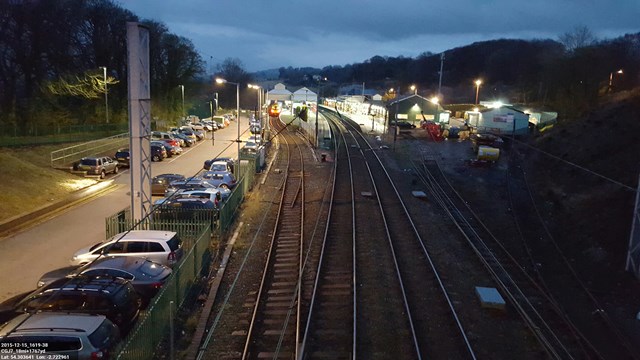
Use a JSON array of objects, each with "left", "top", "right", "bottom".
[
  {"left": 216, "top": 78, "right": 241, "bottom": 163},
  {"left": 99, "top": 66, "right": 109, "bottom": 124},
  {"left": 410, "top": 85, "right": 417, "bottom": 95},
  {"left": 430, "top": 96, "right": 439, "bottom": 105},
  {"left": 248, "top": 84, "right": 262, "bottom": 123},
  {"left": 207, "top": 100, "right": 215, "bottom": 146},
  {"left": 474, "top": 79, "right": 482, "bottom": 105},
  {"left": 178, "top": 84, "right": 185, "bottom": 120},
  {"left": 608, "top": 69, "right": 623, "bottom": 92}
]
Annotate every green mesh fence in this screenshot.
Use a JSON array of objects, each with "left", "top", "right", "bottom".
[{"left": 113, "top": 223, "right": 211, "bottom": 360}]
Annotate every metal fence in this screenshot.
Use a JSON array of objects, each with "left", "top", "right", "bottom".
[
  {"left": 50, "top": 133, "right": 129, "bottom": 168},
  {"left": 102, "top": 155, "right": 259, "bottom": 358},
  {"left": 114, "top": 224, "right": 212, "bottom": 360}
]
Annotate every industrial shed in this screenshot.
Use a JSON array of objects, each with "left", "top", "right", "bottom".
[
  {"left": 387, "top": 94, "right": 446, "bottom": 126},
  {"left": 467, "top": 105, "right": 530, "bottom": 135},
  {"left": 266, "top": 83, "right": 292, "bottom": 103}
]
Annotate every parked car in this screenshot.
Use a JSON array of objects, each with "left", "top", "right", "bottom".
[
  {"left": 392, "top": 120, "right": 416, "bottom": 129},
  {"left": 159, "top": 139, "right": 183, "bottom": 156},
  {"left": 77, "top": 156, "right": 118, "bottom": 179},
  {"left": 37, "top": 256, "right": 172, "bottom": 308},
  {"left": 70, "top": 230, "right": 184, "bottom": 268},
  {"left": 248, "top": 134, "right": 262, "bottom": 144},
  {"left": 203, "top": 157, "right": 235, "bottom": 173},
  {"left": 164, "top": 178, "right": 217, "bottom": 197},
  {"left": 151, "top": 144, "right": 168, "bottom": 162},
  {"left": 174, "top": 127, "right": 197, "bottom": 141},
  {"left": 12, "top": 276, "right": 141, "bottom": 331},
  {"left": 193, "top": 129, "right": 205, "bottom": 140},
  {"left": 154, "top": 198, "right": 217, "bottom": 222},
  {"left": 250, "top": 125, "right": 261, "bottom": 134},
  {"left": 172, "top": 131, "right": 195, "bottom": 147},
  {"left": 151, "top": 131, "right": 181, "bottom": 148},
  {"left": 202, "top": 171, "right": 237, "bottom": 189},
  {"left": 114, "top": 149, "right": 130, "bottom": 167},
  {"left": 243, "top": 141, "right": 259, "bottom": 153},
  {"left": 151, "top": 141, "right": 175, "bottom": 158},
  {"left": 207, "top": 160, "right": 235, "bottom": 173},
  {"left": 155, "top": 188, "right": 231, "bottom": 208},
  {"left": 152, "top": 174, "right": 186, "bottom": 196},
  {"left": 0, "top": 312, "right": 120, "bottom": 359}
]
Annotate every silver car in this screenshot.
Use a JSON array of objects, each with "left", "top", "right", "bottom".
[
  {"left": 0, "top": 312, "right": 120, "bottom": 359},
  {"left": 70, "top": 230, "right": 184, "bottom": 268}
]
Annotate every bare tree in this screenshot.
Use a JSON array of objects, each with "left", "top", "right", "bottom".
[{"left": 559, "top": 25, "right": 598, "bottom": 52}]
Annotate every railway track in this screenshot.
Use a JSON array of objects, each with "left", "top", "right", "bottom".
[
  {"left": 240, "top": 116, "right": 306, "bottom": 359},
  {"left": 412, "top": 151, "right": 599, "bottom": 359},
  {"left": 506, "top": 150, "right": 640, "bottom": 359},
  {"left": 300, "top": 109, "right": 475, "bottom": 359}
]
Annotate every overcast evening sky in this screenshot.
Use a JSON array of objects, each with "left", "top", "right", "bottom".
[{"left": 119, "top": 0, "right": 640, "bottom": 72}]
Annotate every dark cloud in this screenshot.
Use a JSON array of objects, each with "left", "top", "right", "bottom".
[{"left": 121, "top": 0, "right": 640, "bottom": 71}]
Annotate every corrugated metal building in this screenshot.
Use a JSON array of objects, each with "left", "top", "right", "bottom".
[{"left": 387, "top": 94, "right": 446, "bottom": 125}]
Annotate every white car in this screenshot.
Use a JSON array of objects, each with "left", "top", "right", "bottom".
[
  {"left": 248, "top": 134, "right": 262, "bottom": 144},
  {"left": 70, "top": 230, "right": 184, "bottom": 267},
  {"left": 243, "top": 141, "right": 259, "bottom": 153}
]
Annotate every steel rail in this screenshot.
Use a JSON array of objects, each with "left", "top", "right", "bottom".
[
  {"left": 298, "top": 117, "right": 357, "bottom": 359},
  {"left": 331, "top": 109, "right": 475, "bottom": 359},
  {"left": 414, "top": 156, "right": 575, "bottom": 359},
  {"left": 241, "top": 116, "right": 305, "bottom": 360},
  {"left": 506, "top": 151, "right": 640, "bottom": 359}
]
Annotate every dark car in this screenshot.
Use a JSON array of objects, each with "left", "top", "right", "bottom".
[
  {"left": 152, "top": 174, "right": 186, "bottom": 196},
  {"left": 0, "top": 312, "right": 120, "bottom": 360},
  {"left": 114, "top": 148, "right": 130, "bottom": 167},
  {"left": 10, "top": 276, "right": 141, "bottom": 332},
  {"left": 164, "top": 178, "right": 217, "bottom": 197},
  {"left": 151, "top": 144, "right": 167, "bottom": 162},
  {"left": 172, "top": 131, "right": 195, "bottom": 147},
  {"left": 203, "top": 157, "right": 235, "bottom": 173},
  {"left": 154, "top": 198, "right": 217, "bottom": 223},
  {"left": 151, "top": 141, "right": 174, "bottom": 158},
  {"left": 392, "top": 121, "right": 417, "bottom": 129},
  {"left": 37, "top": 256, "right": 172, "bottom": 308}
]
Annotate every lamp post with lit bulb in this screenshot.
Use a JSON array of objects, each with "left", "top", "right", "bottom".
[
  {"left": 216, "top": 78, "right": 240, "bottom": 163},
  {"left": 474, "top": 79, "right": 482, "bottom": 105},
  {"left": 100, "top": 67, "right": 109, "bottom": 124}
]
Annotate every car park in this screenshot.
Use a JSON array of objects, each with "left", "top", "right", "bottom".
[
  {"left": 37, "top": 256, "right": 172, "bottom": 308},
  {"left": 152, "top": 174, "right": 186, "bottom": 196},
  {"left": 77, "top": 156, "right": 119, "bottom": 179},
  {"left": 70, "top": 230, "right": 184, "bottom": 268},
  {"left": 114, "top": 149, "right": 130, "bottom": 167},
  {"left": 11, "top": 276, "right": 141, "bottom": 331},
  {"left": 0, "top": 312, "right": 120, "bottom": 359},
  {"left": 202, "top": 171, "right": 237, "bottom": 189}
]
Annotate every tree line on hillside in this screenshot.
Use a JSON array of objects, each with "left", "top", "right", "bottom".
[
  {"left": 278, "top": 29, "right": 640, "bottom": 118},
  {"left": 0, "top": 0, "right": 204, "bottom": 136}
]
